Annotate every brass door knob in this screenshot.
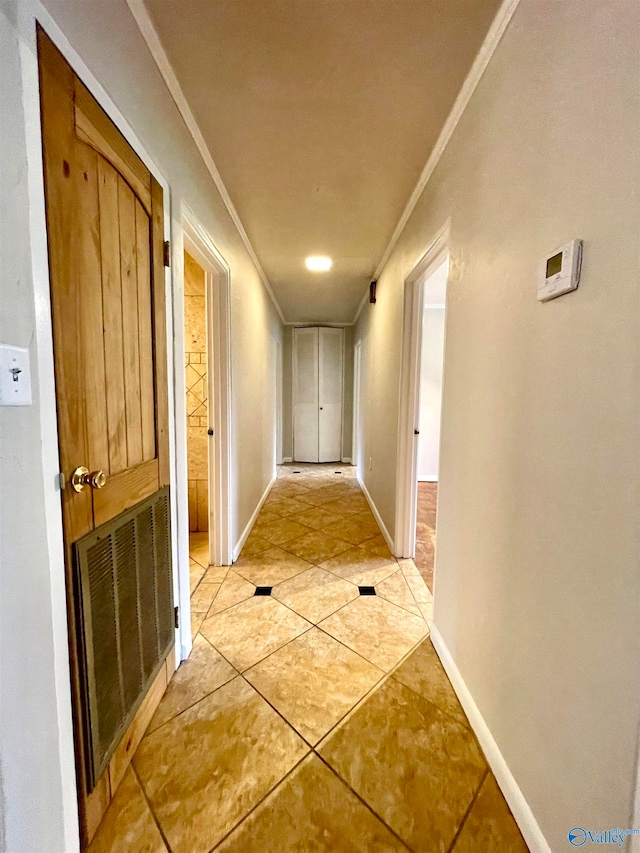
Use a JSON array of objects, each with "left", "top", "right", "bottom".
[{"left": 71, "top": 466, "right": 107, "bottom": 492}]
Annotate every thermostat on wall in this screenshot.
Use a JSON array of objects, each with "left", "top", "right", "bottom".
[{"left": 537, "top": 239, "right": 583, "bottom": 302}]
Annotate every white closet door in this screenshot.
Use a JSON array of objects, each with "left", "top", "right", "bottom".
[
  {"left": 293, "top": 327, "right": 319, "bottom": 462},
  {"left": 319, "top": 327, "right": 343, "bottom": 462}
]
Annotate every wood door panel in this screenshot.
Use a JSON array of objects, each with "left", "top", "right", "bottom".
[
  {"left": 76, "top": 143, "right": 110, "bottom": 475},
  {"left": 74, "top": 81, "right": 152, "bottom": 215},
  {"left": 98, "top": 159, "right": 127, "bottom": 475},
  {"left": 135, "top": 198, "right": 156, "bottom": 463},
  {"left": 92, "top": 459, "right": 159, "bottom": 528},
  {"left": 38, "top": 32, "right": 95, "bottom": 542},
  {"left": 118, "top": 179, "right": 144, "bottom": 468}
]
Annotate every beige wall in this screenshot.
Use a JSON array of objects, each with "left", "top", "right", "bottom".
[
  {"left": 184, "top": 252, "right": 208, "bottom": 532},
  {"left": 341, "top": 325, "right": 354, "bottom": 462},
  {"left": 355, "top": 1, "right": 640, "bottom": 848},
  {"left": 0, "top": 0, "right": 283, "bottom": 849},
  {"left": 281, "top": 325, "right": 354, "bottom": 462}
]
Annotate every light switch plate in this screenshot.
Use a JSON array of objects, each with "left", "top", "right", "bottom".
[{"left": 0, "top": 344, "right": 32, "bottom": 406}]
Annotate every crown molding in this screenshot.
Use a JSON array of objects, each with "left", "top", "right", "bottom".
[
  {"left": 126, "top": 0, "right": 287, "bottom": 324},
  {"left": 353, "top": 0, "right": 521, "bottom": 325}
]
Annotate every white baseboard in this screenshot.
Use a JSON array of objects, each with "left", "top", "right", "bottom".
[
  {"left": 418, "top": 474, "right": 438, "bottom": 482},
  {"left": 357, "top": 475, "right": 394, "bottom": 553},
  {"left": 341, "top": 457, "right": 352, "bottom": 464},
  {"left": 233, "top": 472, "right": 276, "bottom": 561},
  {"left": 282, "top": 456, "right": 293, "bottom": 463},
  {"left": 430, "top": 625, "right": 552, "bottom": 853}
]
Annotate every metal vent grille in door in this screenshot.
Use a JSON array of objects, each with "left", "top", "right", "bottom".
[{"left": 74, "top": 486, "right": 173, "bottom": 789}]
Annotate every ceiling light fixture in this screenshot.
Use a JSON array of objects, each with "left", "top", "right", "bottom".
[{"left": 305, "top": 256, "right": 332, "bottom": 272}]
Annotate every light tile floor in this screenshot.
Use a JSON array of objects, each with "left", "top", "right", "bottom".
[
  {"left": 88, "top": 464, "right": 528, "bottom": 853},
  {"left": 415, "top": 482, "right": 437, "bottom": 592}
]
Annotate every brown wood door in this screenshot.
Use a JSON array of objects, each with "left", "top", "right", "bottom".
[{"left": 37, "top": 28, "right": 170, "bottom": 844}]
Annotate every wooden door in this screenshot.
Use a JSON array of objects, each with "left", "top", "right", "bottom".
[
  {"left": 293, "top": 327, "right": 320, "bottom": 462},
  {"left": 318, "top": 327, "right": 343, "bottom": 462},
  {"left": 38, "top": 29, "right": 170, "bottom": 845}
]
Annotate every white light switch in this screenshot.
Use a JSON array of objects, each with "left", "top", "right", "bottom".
[{"left": 0, "top": 344, "right": 32, "bottom": 406}]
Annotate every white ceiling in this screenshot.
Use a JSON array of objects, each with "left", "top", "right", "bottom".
[{"left": 144, "top": 0, "right": 502, "bottom": 323}]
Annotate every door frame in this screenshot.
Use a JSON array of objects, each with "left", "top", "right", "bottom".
[
  {"left": 18, "top": 7, "right": 184, "bottom": 844},
  {"left": 395, "top": 219, "right": 450, "bottom": 559},
  {"left": 292, "top": 325, "right": 345, "bottom": 463},
  {"left": 352, "top": 340, "right": 362, "bottom": 473},
  {"left": 292, "top": 326, "right": 320, "bottom": 463},
  {"left": 275, "top": 338, "right": 284, "bottom": 465},
  {"left": 182, "top": 205, "right": 233, "bottom": 570}
]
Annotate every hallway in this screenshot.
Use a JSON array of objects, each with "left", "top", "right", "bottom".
[
  {"left": 4, "top": 2, "right": 640, "bottom": 850},
  {"left": 87, "top": 466, "right": 527, "bottom": 853}
]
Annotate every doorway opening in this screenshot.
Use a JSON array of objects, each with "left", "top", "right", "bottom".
[
  {"left": 181, "top": 207, "right": 233, "bottom": 583},
  {"left": 395, "top": 221, "right": 450, "bottom": 592},
  {"left": 184, "top": 250, "right": 210, "bottom": 566},
  {"left": 414, "top": 258, "right": 448, "bottom": 592}
]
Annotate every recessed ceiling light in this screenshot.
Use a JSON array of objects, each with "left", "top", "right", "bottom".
[{"left": 305, "top": 256, "right": 332, "bottom": 272}]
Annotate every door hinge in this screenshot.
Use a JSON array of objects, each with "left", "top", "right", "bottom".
[
  {"left": 174, "top": 605, "right": 179, "bottom": 629},
  {"left": 163, "top": 240, "right": 171, "bottom": 267}
]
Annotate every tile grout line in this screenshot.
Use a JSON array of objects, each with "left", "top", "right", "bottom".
[
  {"left": 206, "top": 752, "right": 313, "bottom": 853},
  {"left": 235, "top": 547, "right": 398, "bottom": 590},
  {"left": 387, "top": 668, "right": 474, "bottom": 734},
  {"left": 238, "top": 668, "right": 319, "bottom": 750},
  {"left": 244, "top": 599, "right": 388, "bottom": 683},
  {"left": 312, "top": 752, "right": 415, "bottom": 852},
  {"left": 376, "top": 566, "right": 431, "bottom": 620},
  {"left": 143, "top": 627, "right": 242, "bottom": 737},
  {"left": 259, "top": 522, "right": 381, "bottom": 556},
  {"left": 312, "top": 631, "right": 433, "bottom": 751},
  {"left": 444, "top": 767, "right": 490, "bottom": 853},
  {"left": 131, "top": 762, "right": 175, "bottom": 853},
  {"left": 233, "top": 547, "right": 386, "bottom": 588},
  {"left": 398, "top": 562, "right": 425, "bottom": 612}
]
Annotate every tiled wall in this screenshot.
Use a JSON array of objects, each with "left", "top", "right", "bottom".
[{"left": 184, "top": 252, "right": 208, "bottom": 532}]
